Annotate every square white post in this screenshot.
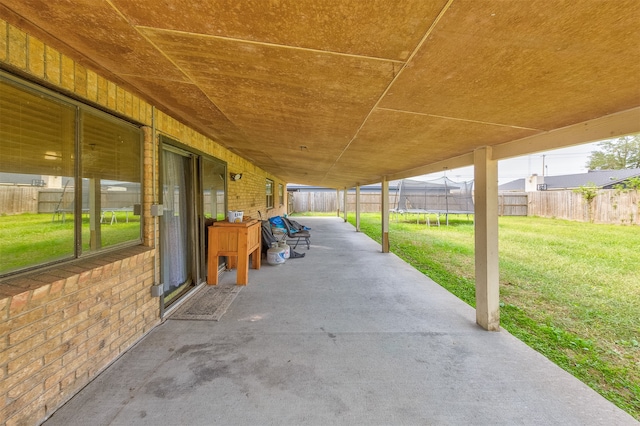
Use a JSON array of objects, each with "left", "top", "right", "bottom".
[
  {"left": 343, "top": 187, "right": 348, "bottom": 222},
  {"left": 381, "top": 177, "right": 390, "bottom": 253},
  {"left": 474, "top": 147, "right": 500, "bottom": 331},
  {"left": 355, "top": 185, "right": 361, "bottom": 232}
]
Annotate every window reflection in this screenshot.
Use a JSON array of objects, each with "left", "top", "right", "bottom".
[
  {"left": 0, "top": 79, "right": 75, "bottom": 275},
  {"left": 0, "top": 76, "right": 142, "bottom": 277},
  {"left": 81, "top": 111, "right": 141, "bottom": 251}
]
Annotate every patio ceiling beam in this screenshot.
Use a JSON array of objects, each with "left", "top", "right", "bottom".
[
  {"left": 380, "top": 153, "right": 475, "bottom": 185},
  {"left": 492, "top": 107, "right": 640, "bottom": 161},
  {"left": 364, "top": 107, "right": 640, "bottom": 187}
]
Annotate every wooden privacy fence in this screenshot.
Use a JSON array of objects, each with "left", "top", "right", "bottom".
[
  {"left": 289, "top": 191, "right": 528, "bottom": 216},
  {"left": 344, "top": 193, "right": 391, "bottom": 213},
  {"left": 0, "top": 186, "right": 40, "bottom": 215},
  {"left": 4, "top": 186, "right": 636, "bottom": 225},
  {"left": 289, "top": 192, "right": 394, "bottom": 213},
  {"left": 37, "top": 189, "right": 75, "bottom": 214},
  {"left": 289, "top": 189, "right": 639, "bottom": 225},
  {"left": 528, "top": 189, "right": 639, "bottom": 225},
  {"left": 498, "top": 192, "right": 527, "bottom": 216},
  {"left": 289, "top": 191, "right": 338, "bottom": 213},
  {"left": 0, "top": 187, "right": 141, "bottom": 215}
]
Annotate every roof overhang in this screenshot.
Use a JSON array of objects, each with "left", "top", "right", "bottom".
[{"left": 1, "top": 0, "right": 639, "bottom": 188}]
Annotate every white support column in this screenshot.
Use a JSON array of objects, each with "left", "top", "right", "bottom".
[
  {"left": 474, "top": 147, "right": 500, "bottom": 331},
  {"left": 336, "top": 189, "right": 340, "bottom": 217},
  {"left": 343, "top": 187, "right": 348, "bottom": 222},
  {"left": 381, "top": 177, "right": 390, "bottom": 253},
  {"left": 355, "top": 185, "right": 361, "bottom": 232}
]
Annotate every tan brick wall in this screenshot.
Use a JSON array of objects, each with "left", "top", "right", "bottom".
[
  {"left": 0, "top": 17, "right": 289, "bottom": 425},
  {"left": 153, "top": 110, "right": 288, "bottom": 220},
  {"left": 0, "top": 247, "right": 158, "bottom": 425}
]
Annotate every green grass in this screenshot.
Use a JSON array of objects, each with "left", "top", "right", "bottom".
[
  {"left": 302, "top": 212, "right": 639, "bottom": 419},
  {"left": 0, "top": 213, "right": 140, "bottom": 274}
]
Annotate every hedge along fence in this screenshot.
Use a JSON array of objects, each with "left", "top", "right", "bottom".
[{"left": 528, "top": 189, "right": 639, "bottom": 225}]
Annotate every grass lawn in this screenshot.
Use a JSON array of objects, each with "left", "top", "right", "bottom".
[
  {"left": 0, "top": 213, "right": 140, "bottom": 274},
  {"left": 298, "top": 212, "right": 640, "bottom": 419}
]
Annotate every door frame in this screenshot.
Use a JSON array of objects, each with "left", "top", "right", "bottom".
[{"left": 158, "top": 136, "right": 227, "bottom": 315}]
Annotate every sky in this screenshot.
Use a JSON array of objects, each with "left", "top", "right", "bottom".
[{"left": 415, "top": 140, "right": 603, "bottom": 185}]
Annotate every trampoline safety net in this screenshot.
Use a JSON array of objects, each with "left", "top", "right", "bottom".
[{"left": 393, "top": 177, "right": 474, "bottom": 214}]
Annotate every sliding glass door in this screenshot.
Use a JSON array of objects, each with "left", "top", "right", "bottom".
[
  {"left": 160, "top": 139, "right": 227, "bottom": 309},
  {"left": 161, "top": 146, "right": 195, "bottom": 305}
]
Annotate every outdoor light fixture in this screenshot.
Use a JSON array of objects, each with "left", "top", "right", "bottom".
[{"left": 230, "top": 173, "right": 243, "bottom": 181}]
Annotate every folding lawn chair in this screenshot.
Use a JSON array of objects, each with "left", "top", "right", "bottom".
[{"left": 282, "top": 217, "right": 311, "bottom": 249}]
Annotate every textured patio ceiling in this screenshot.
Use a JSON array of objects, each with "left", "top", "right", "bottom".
[{"left": 1, "top": 0, "right": 639, "bottom": 188}]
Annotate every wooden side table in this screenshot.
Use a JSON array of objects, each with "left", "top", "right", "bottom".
[{"left": 207, "top": 219, "right": 261, "bottom": 285}]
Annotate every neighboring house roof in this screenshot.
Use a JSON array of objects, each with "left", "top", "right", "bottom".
[
  {"left": 499, "top": 169, "right": 640, "bottom": 191},
  {"left": 498, "top": 179, "right": 528, "bottom": 191},
  {"left": 0, "top": 172, "right": 42, "bottom": 186},
  {"left": 287, "top": 181, "right": 401, "bottom": 192},
  {"left": 288, "top": 178, "right": 470, "bottom": 193}
]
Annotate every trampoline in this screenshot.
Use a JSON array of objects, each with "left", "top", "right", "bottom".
[{"left": 391, "top": 177, "right": 474, "bottom": 226}]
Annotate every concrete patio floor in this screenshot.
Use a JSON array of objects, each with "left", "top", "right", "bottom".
[{"left": 43, "top": 217, "right": 636, "bottom": 425}]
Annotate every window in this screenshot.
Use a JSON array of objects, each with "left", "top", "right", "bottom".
[
  {"left": 266, "top": 179, "right": 274, "bottom": 209},
  {"left": 278, "top": 183, "right": 284, "bottom": 206},
  {"left": 81, "top": 110, "right": 142, "bottom": 251},
  {"left": 201, "top": 156, "right": 226, "bottom": 221},
  {"left": 0, "top": 74, "right": 142, "bottom": 276}
]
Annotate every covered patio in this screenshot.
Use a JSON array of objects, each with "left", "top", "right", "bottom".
[
  {"left": 43, "top": 217, "right": 636, "bottom": 425},
  {"left": 1, "top": 1, "right": 639, "bottom": 423},
  {"left": 1, "top": 0, "right": 638, "bottom": 332}
]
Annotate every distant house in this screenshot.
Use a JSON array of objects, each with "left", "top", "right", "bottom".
[
  {"left": 499, "top": 169, "right": 640, "bottom": 192},
  {"left": 287, "top": 182, "right": 400, "bottom": 193}
]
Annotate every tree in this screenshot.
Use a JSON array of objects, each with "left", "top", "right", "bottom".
[{"left": 586, "top": 135, "right": 640, "bottom": 170}]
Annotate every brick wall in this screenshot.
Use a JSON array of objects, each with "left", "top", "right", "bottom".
[
  {"left": 227, "top": 170, "right": 287, "bottom": 220},
  {"left": 151, "top": 113, "right": 288, "bottom": 220},
  {"left": 1, "top": 17, "right": 289, "bottom": 425},
  {"left": 0, "top": 246, "right": 157, "bottom": 425}
]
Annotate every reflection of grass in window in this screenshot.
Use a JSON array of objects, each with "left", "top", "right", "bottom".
[
  {"left": 81, "top": 213, "right": 141, "bottom": 250},
  {"left": 163, "top": 277, "right": 193, "bottom": 305},
  {"left": 0, "top": 213, "right": 75, "bottom": 273},
  {"left": 0, "top": 213, "right": 140, "bottom": 273}
]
